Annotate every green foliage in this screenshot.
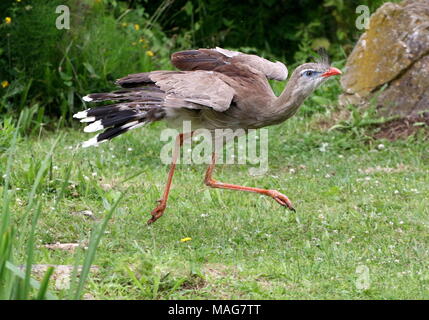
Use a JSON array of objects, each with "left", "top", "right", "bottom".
[
  {"left": 0, "top": 117, "right": 16, "bottom": 152},
  {"left": 0, "top": 0, "right": 399, "bottom": 125},
  {"left": 0, "top": 116, "right": 56, "bottom": 299},
  {"left": 0, "top": 0, "right": 182, "bottom": 122},
  {"left": 143, "top": 0, "right": 401, "bottom": 60},
  {"left": 0, "top": 110, "right": 124, "bottom": 299},
  {"left": 329, "top": 104, "right": 390, "bottom": 140}
]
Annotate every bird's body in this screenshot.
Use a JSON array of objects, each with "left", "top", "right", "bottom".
[{"left": 74, "top": 47, "right": 341, "bottom": 223}]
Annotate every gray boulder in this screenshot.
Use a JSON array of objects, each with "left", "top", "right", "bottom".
[{"left": 340, "top": 0, "right": 429, "bottom": 117}]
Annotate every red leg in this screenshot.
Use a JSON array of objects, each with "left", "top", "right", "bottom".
[
  {"left": 204, "top": 153, "right": 295, "bottom": 211},
  {"left": 147, "top": 132, "right": 191, "bottom": 224}
]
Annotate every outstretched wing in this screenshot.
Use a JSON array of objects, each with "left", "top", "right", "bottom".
[
  {"left": 171, "top": 47, "right": 288, "bottom": 81},
  {"left": 115, "top": 70, "right": 235, "bottom": 112}
]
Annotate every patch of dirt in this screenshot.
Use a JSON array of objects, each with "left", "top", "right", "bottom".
[
  {"left": 41, "top": 242, "right": 81, "bottom": 252},
  {"left": 313, "top": 109, "right": 429, "bottom": 141},
  {"left": 180, "top": 276, "right": 207, "bottom": 291},
  {"left": 255, "top": 278, "right": 274, "bottom": 290},
  {"left": 199, "top": 264, "right": 242, "bottom": 299},
  {"left": 203, "top": 263, "right": 238, "bottom": 280},
  {"left": 18, "top": 264, "right": 99, "bottom": 290},
  {"left": 373, "top": 114, "right": 429, "bottom": 140},
  {"left": 70, "top": 210, "right": 95, "bottom": 219}
]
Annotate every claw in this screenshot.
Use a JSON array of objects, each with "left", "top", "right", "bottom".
[
  {"left": 268, "top": 190, "right": 295, "bottom": 212},
  {"left": 147, "top": 203, "right": 166, "bottom": 224}
]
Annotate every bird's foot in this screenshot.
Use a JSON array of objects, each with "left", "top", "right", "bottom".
[
  {"left": 267, "top": 190, "right": 295, "bottom": 212},
  {"left": 147, "top": 202, "right": 167, "bottom": 224}
]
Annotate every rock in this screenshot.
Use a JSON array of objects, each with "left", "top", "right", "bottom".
[
  {"left": 70, "top": 210, "right": 95, "bottom": 219},
  {"left": 340, "top": 0, "right": 429, "bottom": 117}
]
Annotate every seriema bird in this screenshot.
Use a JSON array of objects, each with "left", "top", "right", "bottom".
[{"left": 74, "top": 47, "right": 341, "bottom": 224}]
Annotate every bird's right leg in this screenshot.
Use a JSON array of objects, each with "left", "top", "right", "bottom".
[
  {"left": 147, "top": 132, "right": 190, "bottom": 224},
  {"left": 204, "top": 153, "right": 295, "bottom": 211}
]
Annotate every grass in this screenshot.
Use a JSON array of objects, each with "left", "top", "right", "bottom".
[{"left": 1, "top": 109, "right": 428, "bottom": 299}]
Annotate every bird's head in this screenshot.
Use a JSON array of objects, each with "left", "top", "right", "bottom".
[{"left": 289, "top": 49, "right": 342, "bottom": 97}]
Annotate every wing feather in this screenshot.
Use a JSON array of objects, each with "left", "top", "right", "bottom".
[
  {"left": 171, "top": 47, "right": 288, "bottom": 81},
  {"left": 116, "top": 70, "right": 235, "bottom": 112}
]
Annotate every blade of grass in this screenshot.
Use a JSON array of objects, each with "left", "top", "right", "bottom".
[
  {"left": 0, "top": 115, "right": 22, "bottom": 299},
  {"left": 36, "top": 266, "right": 54, "bottom": 300},
  {"left": 26, "top": 134, "right": 63, "bottom": 212},
  {"left": 1, "top": 114, "right": 22, "bottom": 236},
  {"left": 22, "top": 201, "right": 42, "bottom": 298},
  {"left": 120, "top": 169, "right": 146, "bottom": 184},
  {"left": 54, "top": 153, "right": 75, "bottom": 210},
  {"left": 70, "top": 191, "right": 125, "bottom": 299},
  {"left": 0, "top": 229, "right": 14, "bottom": 299},
  {"left": 125, "top": 265, "right": 147, "bottom": 294}
]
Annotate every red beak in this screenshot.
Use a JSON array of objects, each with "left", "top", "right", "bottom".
[{"left": 321, "top": 67, "right": 342, "bottom": 78}]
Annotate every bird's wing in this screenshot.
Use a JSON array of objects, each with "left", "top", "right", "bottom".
[
  {"left": 171, "top": 47, "right": 288, "bottom": 81},
  {"left": 116, "top": 70, "right": 235, "bottom": 112}
]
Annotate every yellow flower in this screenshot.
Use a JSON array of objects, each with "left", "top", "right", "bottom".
[
  {"left": 139, "top": 37, "right": 145, "bottom": 43},
  {"left": 1, "top": 80, "right": 9, "bottom": 88},
  {"left": 180, "top": 237, "right": 192, "bottom": 243},
  {"left": 134, "top": 24, "right": 140, "bottom": 31},
  {"left": 16, "top": 0, "right": 21, "bottom": 2},
  {"left": 5, "top": 17, "right": 12, "bottom": 24},
  {"left": 121, "top": 22, "right": 128, "bottom": 27},
  {"left": 146, "top": 50, "right": 154, "bottom": 57}
]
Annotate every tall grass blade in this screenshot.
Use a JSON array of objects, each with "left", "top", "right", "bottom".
[
  {"left": 70, "top": 192, "right": 125, "bottom": 299},
  {"left": 26, "top": 134, "right": 63, "bottom": 212},
  {"left": 23, "top": 202, "right": 42, "bottom": 298},
  {"left": 36, "top": 266, "right": 54, "bottom": 300}
]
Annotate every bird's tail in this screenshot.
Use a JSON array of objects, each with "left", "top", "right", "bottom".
[{"left": 74, "top": 87, "right": 166, "bottom": 148}]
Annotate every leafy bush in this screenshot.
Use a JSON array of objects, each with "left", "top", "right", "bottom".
[
  {"left": 141, "top": 0, "right": 400, "bottom": 61},
  {"left": 0, "top": 0, "right": 183, "bottom": 121}
]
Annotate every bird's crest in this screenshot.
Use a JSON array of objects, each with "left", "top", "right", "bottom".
[{"left": 312, "top": 48, "right": 331, "bottom": 67}]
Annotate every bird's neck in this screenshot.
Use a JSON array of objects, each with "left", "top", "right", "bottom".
[{"left": 267, "top": 80, "right": 307, "bottom": 124}]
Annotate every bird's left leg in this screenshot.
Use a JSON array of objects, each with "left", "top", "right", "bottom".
[
  {"left": 204, "top": 152, "right": 295, "bottom": 211},
  {"left": 147, "top": 132, "right": 192, "bottom": 224}
]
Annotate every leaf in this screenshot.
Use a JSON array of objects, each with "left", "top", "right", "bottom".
[
  {"left": 183, "top": 1, "right": 193, "bottom": 16},
  {"left": 59, "top": 71, "right": 72, "bottom": 81},
  {"left": 83, "top": 62, "right": 100, "bottom": 79}
]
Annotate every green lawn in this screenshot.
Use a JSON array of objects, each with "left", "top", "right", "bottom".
[{"left": 1, "top": 113, "right": 428, "bottom": 299}]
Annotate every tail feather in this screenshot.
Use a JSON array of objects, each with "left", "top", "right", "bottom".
[
  {"left": 82, "top": 87, "right": 164, "bottom": 103},
  {"left": 115, "top": 71, "right": 181, "bottom": 88},
  {"left": 75, "top": 88, "right": 166, "bottom": 147}
]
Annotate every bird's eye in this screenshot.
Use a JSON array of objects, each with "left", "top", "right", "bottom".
[{"left": 304, "top": 71, "right": 314, "bottom": 77}]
